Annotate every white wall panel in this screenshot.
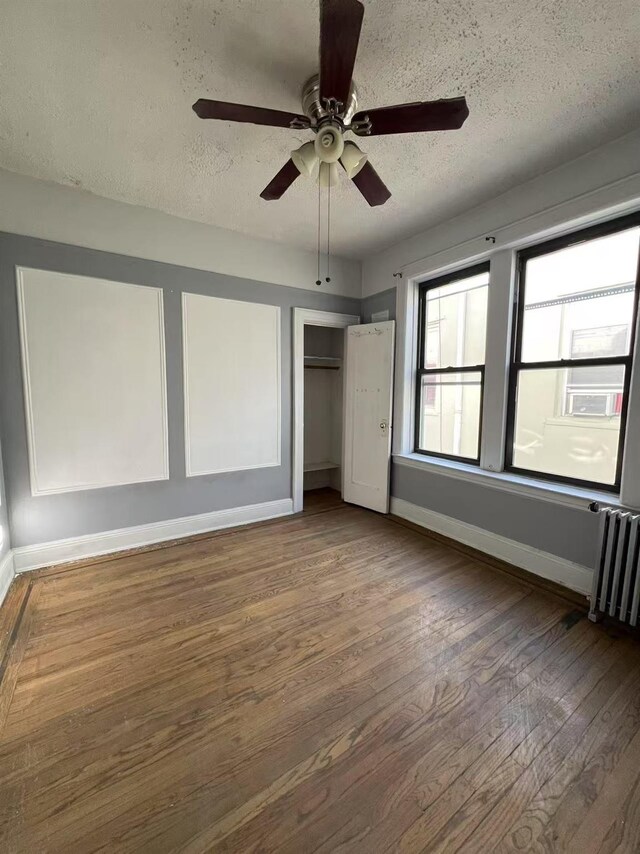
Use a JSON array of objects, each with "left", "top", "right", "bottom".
[
  {"left": 183, "top": 293, "right": 281, "bottom": 476},
  {"left": 17, "top": 268, "right": 169, "bottom": 495}
]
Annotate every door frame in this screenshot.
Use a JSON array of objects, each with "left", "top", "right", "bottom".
[{"left": 293, "top": 308, "right": 360, "bottom": 513}]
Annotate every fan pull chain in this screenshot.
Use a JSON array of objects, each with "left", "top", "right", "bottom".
[
  {"left": 316, "top": 175, "right": 322, "bottom": 286},
  {"left": 314, "top": 168, "right": 333, "bottom": 287},
  {"left": 326, "top": 179, "right": 331, "bottom": 284}
]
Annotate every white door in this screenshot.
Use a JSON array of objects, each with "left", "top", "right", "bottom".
[{"left": 343, "top": 321, "right": 395, "bottom": 513}]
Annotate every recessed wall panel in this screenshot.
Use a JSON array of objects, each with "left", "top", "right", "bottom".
[
  {"left": 183, "top": 293, "right": 281, "bottom": 476},
  {"left": 17, "top": 268, "right": 169, "bottom": 495}
]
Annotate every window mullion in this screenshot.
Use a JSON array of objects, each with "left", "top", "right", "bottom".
[
  {"left": 418, "top": 364, "right": 485, "bottom": 376},
  {"left": 480, "top": 249, "right": 516, "bottom": 473},
  {"left": 512, "top": 356, "right": 630, "bottom": 372}
]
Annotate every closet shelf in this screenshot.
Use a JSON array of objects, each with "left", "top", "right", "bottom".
[
  {"left": 304, "top": 356, "right": 342, "bottom": 370},
  {"left": 304, "top": 461, "right": 340, "bottom": 472}
]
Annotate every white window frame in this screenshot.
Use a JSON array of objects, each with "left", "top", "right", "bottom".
[
  {"left": 414, "top": 263, "right": 490, "bottom": 465},
  {"left": 393, "top": 208, "right": 640, "bottom": 512}
]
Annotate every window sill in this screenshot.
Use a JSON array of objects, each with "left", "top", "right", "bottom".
[{"left": 393, "top": 452, "right": 622, "bottom": 511}]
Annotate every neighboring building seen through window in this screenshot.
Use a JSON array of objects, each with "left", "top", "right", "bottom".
[
  {"left": 565, "top": 326, "right": 627, "bottom": 417},
  {"left": 507, "top": 220, "right": 640, "bottom": 489},
  {"left": 415, "top": 264, "right": 489, "bottom": 463}
]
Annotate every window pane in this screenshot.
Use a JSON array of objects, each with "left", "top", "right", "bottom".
[
  {"left": 418, "top": 371, "right": 482, "bottom": 460},
  {"left": 512, "top": 366, "right": 625, "bottom": 485},
  {"left": 422, "top": 272, "right": 489, "bottom": 369},
  {"left": 520, "top": 227, "right": 640, "bottom": 363}
]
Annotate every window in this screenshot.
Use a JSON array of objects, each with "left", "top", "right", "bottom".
[
  {"left": 415, "top": 263, "right": 490, "bottom": 463},
  {"left": 506, "top": 216, "right": 640, "bottom": 490}
]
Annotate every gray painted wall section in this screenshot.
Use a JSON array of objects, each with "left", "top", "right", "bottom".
[
  {"left": 0, "top": 434, "right": 9, "bottom": 561},
  {"left": 0, "top": 231, "right": 359, "bottom": 548},
  {"left": 392, "top": 463, "right": 599, "bottom": 568},
  {"left": 0, "top": 229, "right": 602, "bottom": 572},
  {"left": 304, "top": 325, "right": 343, "bottom": 359},
  {"left": 361, "top": 287, "right": 396, "bottom": 323}
]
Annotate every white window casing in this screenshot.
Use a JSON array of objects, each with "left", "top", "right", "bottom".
[{"left": 393, "top": 210, "right": 640, "bottom": 511}]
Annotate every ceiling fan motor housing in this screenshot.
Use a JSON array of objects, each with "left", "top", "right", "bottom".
[{"left": 301, "top": 74, "right": 359, "bottom": 125}]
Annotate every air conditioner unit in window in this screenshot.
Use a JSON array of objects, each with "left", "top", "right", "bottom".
[{"left": 566, "top": 391, "right": 621, "bottom": 417}]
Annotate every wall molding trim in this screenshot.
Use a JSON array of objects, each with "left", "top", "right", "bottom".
[
  {"left": 182, "top": 293, "right": 281, "bottom": 478},
  {"left": 0, "top": 550, "right": 15, "bottom": 608},
  {"left": 12, "top": 498, "right": 293, "bottom": 573},
  {"left": 16, "top": 267, "right": 170, "bottom": 495},
  {"left": 390, "top": 497, "right": 593, "bottom": 595}
]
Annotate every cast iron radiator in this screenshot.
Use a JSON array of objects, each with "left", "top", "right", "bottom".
[{"left": 589, "top": 506, "right": 640, "bottom": 625}]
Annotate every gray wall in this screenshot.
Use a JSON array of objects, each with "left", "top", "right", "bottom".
[
  {"left": 0, "top": 433, "right": 9, "bottom": 561},
  {"left": 361, "top": 287, "right": 396, "bottom": 323},
  {"left": 392, "top": 446, "right": 600, "bottom": 569},
  {"left": 0, "top": 231, "right": 359, "bottom": 548},
  {"left": 0, "top": 229, "right": 601, "bottom": 571},
  {"left": 304, "top": 325, "right": 344, "bottom": 359}
]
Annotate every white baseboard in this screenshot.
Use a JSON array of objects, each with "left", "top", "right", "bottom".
[
  {"left": 12, "top": 498, "right": 293, "bottom": 573},
  {"left": 391, "top": 497, "right": 593, "bottom": 596},
  {"left": 0, "top": 549, "right": 15, "bottom": 607}
]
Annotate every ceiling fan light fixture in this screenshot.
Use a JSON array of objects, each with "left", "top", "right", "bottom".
[
  {"left": 314, "top": 125, "right": 344, "bottom": 163},
  {"left": 194, "top": 0, "right": 470, "bottom": 208},
  {"left": 340, "top": 140, "right": 368, "bottom": 179},
  {"left": 318, "top": 161, "right": 339, "bottom": 188},
  {"left": 291, "top": 141, "right": 319, "bottom": 179}
]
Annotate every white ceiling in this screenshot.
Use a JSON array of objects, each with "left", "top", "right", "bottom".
[{"left": 1, "top": 0, "right": 639, "bottom": 260}]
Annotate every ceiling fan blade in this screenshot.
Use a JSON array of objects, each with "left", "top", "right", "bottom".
[
  {"left": 352, "top": 97, "right": 469, "bottom": 136},
  {"left": 351, "top": 161, "right": 391, "bottom": 207},
  {"left": 260, "top": 159, "right": 300, "bottom": 201},
  {"left": 193, "top": 99, "right": 308, "bottom": 129},
  {"left": 319, "top": 0, "right": 364, "bottom": 108}
]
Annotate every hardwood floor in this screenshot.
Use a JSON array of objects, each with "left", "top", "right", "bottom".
[{"left": 1, "top": 490, "right": 640, "bottom": 853}]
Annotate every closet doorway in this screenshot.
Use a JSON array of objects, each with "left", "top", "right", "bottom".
[{"left": 292, "top": 308, "right": 360, "bottom": 512}]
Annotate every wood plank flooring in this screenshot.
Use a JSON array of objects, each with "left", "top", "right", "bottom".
[{"left": 1, "top": 490, "right": 640, "bottom": 852}]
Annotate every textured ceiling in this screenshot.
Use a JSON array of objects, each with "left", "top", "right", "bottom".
[{"left": 1, "top": 0, "right": 639, "bottom": 259}]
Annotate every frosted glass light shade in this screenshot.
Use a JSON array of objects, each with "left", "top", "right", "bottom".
[
  {"left": 314, "top": 126, "right": 344, "bottom": 163},
  {"left": 291, "top": 142, "right": 319, "bottom": 179},
  {"left": 340, "top": 141, "right": 368, "bottom": 179},
  {"left": 318, "top": 162, "right": 339, "bottom": 188}
]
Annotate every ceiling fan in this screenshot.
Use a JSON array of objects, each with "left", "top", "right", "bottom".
[{"left": 192, "top": 0, "right": 469, "bottom": 207}]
